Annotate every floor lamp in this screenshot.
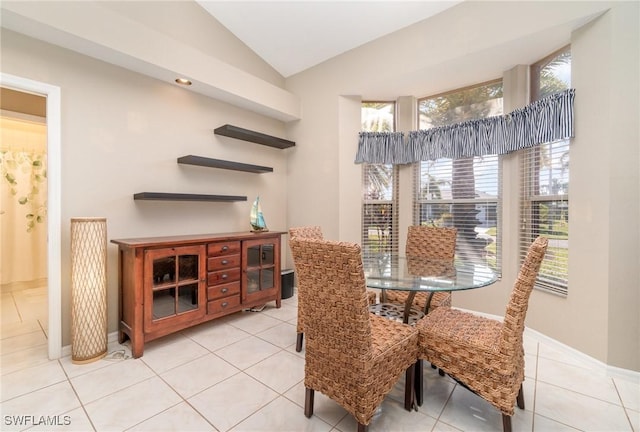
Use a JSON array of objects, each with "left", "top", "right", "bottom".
[{"left": 71, "top": 217, "right": 107, "bottom": 364}]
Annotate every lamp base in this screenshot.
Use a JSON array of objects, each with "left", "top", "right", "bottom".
[{"left": 72, "top": 349, "right": 107, "bottom": 365}]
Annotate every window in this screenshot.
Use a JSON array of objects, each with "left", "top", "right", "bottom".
[
  {"left": 415, "top": 81, "right": 503, "bottom": 268},
  {"left": 361, "top": 102, "right": 398, "bottom": 253},
  {"left": 522, "top": 46, "right": 571, "bottom": 295}
]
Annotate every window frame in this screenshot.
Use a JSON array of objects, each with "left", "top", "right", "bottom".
[
  {"left": 414, "top": 81, "right": 503, "bottom": 269},
  {"left": 361, "top": 101, "right": 399, "bottom": 254},
  {"left": 522, "top": 45, "right": 571, "bottom": 296}
]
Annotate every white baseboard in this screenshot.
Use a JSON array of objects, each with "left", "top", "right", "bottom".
[
  {"left": 60, "top": 331, "right": 121, "bottom": 359},
  {"left": 525, "top": 326, "right": 640, "bottom": 383},
  {"left": 456, "top": 307, "right": 640, "bottom": 382}
]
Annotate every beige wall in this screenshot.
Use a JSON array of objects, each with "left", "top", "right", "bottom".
[
  {"left": 286, "top": 1, "right": 639, "bottom": 371},
  {"left": 1, "top": 29, "right": 291, "bottom": 345}
]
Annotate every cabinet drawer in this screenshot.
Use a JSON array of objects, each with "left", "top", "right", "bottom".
[
  {"left": 207, "top": 295, "right": 241, "bottom": 315},
  {"left": 208, "top": 268, "right": 241, "bottom": 285},
  {"left": 208, "top": 241, "right": 241, "bottom": 257},
  {"left": 207, "top": 281, "right": 240, "bottom": 300},
  {"left": 207, "top": 254, "right": 241, "bottom": 271}
]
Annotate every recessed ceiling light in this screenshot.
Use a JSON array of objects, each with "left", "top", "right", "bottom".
[{"left": 175, "top": 78, "right": 192, "bottom": 86}]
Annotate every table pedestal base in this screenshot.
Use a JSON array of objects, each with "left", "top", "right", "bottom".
[{"left": 369, "top": 303, "right": 425, "bottom": 325}]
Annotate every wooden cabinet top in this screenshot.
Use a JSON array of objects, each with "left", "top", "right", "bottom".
[{"left": 111, "top": 231, "right": 285, "bottom": 249}]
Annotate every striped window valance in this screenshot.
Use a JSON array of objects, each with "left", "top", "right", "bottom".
[
  {"left": 354, "top": 131, "right": 409, "bottom": 164},
  {"left": 355, "top": 89, "right": 575, "bottom": 164}
]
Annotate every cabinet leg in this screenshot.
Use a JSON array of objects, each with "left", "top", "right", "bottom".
[{"left": 131, "top": 338, "right": 144, "bottom": 359}]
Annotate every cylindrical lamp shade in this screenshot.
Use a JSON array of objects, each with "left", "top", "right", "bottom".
[{"left": 71, "top": 217, "right": 108, "bottom": 364}]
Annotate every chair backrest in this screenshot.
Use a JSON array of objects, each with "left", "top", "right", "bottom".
[
  {"left": 289, "top": 237, "right": 372, "bottom": 359},
  {"left": 499, "top": 236, "right": 548, "bottom": 355},
  {"left": 289, "top": 226, "right": 323, "bottom": 240},
  {"left": 288, "top": 226, "right": 324, "bottom": 330},
  {"left": 406, "top": 226, "right": 457, "bottom": 259}
]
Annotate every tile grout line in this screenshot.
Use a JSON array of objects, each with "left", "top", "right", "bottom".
[
  {"left": 611, "top": 378, "right": 637, "bottom": 432},
  {"left": 57, "top": 359, "right": 98, "bottom": 432},
  {"left": 531, "top": 340, "right": 539, "bottom": 432}
]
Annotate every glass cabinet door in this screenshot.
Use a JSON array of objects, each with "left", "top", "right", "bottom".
[
  {"left": 144, "top": 245, "right": 205, "bottom": 331},
  {"left": 243, "top": 239, "right": 279, "bottom": 302}
]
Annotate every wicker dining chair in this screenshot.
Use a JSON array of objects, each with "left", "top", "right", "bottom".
[
  {"left": 415, "top": 236, "right": 548, "bottom": 432},
  {"left": 384, "top": 226, "right": 457, "bottom": 313},
  {"left": 289, "top": 226, "right": 323, "bottom": 352},
  {"left": 289, "top": 226, "right": 376, "bottom": 352},
  {"left": 289, "top": 237, "right": 418, "bottom": 432}
]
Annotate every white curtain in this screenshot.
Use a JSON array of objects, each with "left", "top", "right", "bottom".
[{"left": 0, "top": 115, "right": 48, "bottom": 286}]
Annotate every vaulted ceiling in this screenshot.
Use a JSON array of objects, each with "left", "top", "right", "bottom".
[{"left": 196, "top": 1, "right": 462, "bottom": 77}]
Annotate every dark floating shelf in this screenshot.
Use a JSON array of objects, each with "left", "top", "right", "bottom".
[
  {"left": 214, "top": 124, "right": 295, "bottom": 149},
  {"left": 177, "top": 155, "right": 273, "bottom": 174},
  {"left": 134, "top": 192, "right": 247, "bottom": 202}
]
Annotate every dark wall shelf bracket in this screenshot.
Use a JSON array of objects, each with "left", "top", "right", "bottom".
[
  {"left": 214, "top": 124, "right": 295, "bottom": 149},
  {"left": 134, "top": 192, "right": 247, "bottom": 202},
  {"left": 177, "top": 155, "right": 273, "bottom": 173}
]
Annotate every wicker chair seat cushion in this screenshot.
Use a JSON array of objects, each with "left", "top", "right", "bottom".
[
  {"left": 369, "top": 313, "right": 418, "bottom": 356},
  {"left": 384, "top": 290, "right": 451, "bottom": 311},
  {"left": 416, "top": 307, "right": 523, "bottom": 416}
]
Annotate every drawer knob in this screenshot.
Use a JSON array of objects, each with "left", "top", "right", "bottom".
[
  {"left": 221, "top": 246, "right": 228, "bottom": 252},
  {"left": 221, "top": 302, "right": 228, "bottom": 308},
  {"left": 221, "top": 287, "right": 228, "bottom": 293},
  {"left": 221, "top": 274, "right": 228, "bottom": 279},
  {"left": 221, "top": 260, "right": 228, "bottom": 265}
]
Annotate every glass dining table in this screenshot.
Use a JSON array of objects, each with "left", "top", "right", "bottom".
[{"left": 362, "top": 253, "right": 498, "bottom": 324}]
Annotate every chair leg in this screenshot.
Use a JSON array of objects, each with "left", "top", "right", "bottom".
[
  {"left": 516, "top": 384, "right": 524, "bottom": 409},
  {"left": 357, "top": 423, "right": 368, "bottom": 432},
  {"left": 304, "top": 388, "right": 314, "bottom": 418},
  {"left": 296, "top": 332, "right": 303, "bottom": 352},
  {"left": 502, "top": 414, "right": 512, "bottom": 432},
  {"left": 428, "top": 360, "right": 445, "bottom": 376},
  {"left": 414, "top": 359, "right": 423, "bottom": 406},
  {"left": 404, "top": 362, "right": 415, "bottom": 411}
]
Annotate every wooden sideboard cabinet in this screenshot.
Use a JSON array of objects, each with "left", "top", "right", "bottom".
[{"left": 111, "top": 231, "right": 283, "bottom": 358}]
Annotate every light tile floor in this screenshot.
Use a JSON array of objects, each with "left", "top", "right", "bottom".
[{"left": 1, "top": 287, "right": 638, "bottom": 431}]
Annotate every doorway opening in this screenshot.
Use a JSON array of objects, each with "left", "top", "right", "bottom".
[{"left": 1, "top": 73, "right": 62, "bottom": 359}]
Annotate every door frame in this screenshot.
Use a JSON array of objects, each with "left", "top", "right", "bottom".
[{"left": 1, "top": 73, "right": 62, "bottom": 359}]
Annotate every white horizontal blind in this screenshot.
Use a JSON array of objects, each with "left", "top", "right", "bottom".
[
  {"left": 520, "top": 140, "right": 569, "bottom": 294},
  {"left": 415, "top": 81, "right": 503, "bottom": 269},
  {"left": 522, "top": 46, "right": 570, "bottom": 295},
  {"left": 361, "top": 102, "right": 399, "bottom": 254}
]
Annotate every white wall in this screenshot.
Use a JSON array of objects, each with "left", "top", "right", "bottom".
[
  {"left": 286, "top": 1, "right": 639, "bottom": 371},
  {"left": 1, "top": 29, "right": 291, "bottom": 345}
]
